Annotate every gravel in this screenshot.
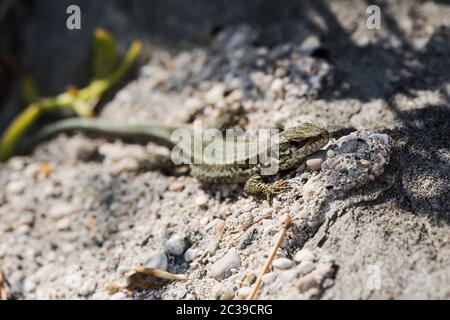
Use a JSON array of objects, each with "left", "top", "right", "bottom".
[
  {"left": 1, "top": 0, "right": 450, "bottom": 300},
  {"left": 209, "top": 250, "right": 242, "bottom": 280}
]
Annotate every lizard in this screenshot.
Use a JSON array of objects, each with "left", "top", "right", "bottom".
[{"left": 31, "top": 118, "right": 329, "bottom": 199}]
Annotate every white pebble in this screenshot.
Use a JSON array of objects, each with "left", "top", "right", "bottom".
[
  {"left": 48, "top": 202, "right": 76, "bottom": 218},
  {"left": 237, "top": 286, "right": 252, "bottom": 299},
  {"left": 270, "top": 78, "right": 284, "bottom": 94},
  {"left": 144, "top": 251, "right": 168, "bottom": 270},
  {"left": 165, "top": 235, "right": 187, "bottom": 256},
  {"left": 209, "top": 250, "right": 242, "bottom": 280},
  {"left": 261, "top": 272, "right": 277, "bottom": 284},
  {"left": 184, "top": 248, "right": 199, "bottom": 262},
  {"left": 6, "top": 180, "right": 27, "bottom": 194},
  {"left": 204, "top": 218, "right": 223, "bottom": 233},
  {"left": 306, "top": 158, "right": 323, "bottom": 171},
  {"left": 195, "top": 194, "right": 209, "bottom": 207},
  {"left": 272, "top": 258, "right": 293, "bottom": 270},
  {"left": 297, "top": 261, "right": 315, "bottom": 275},
  {"left": 204, "top": 84, "right": 225, "bottom": 104},
  {"left": 294, "top": 249, "right": 316, "bottom": 263}
]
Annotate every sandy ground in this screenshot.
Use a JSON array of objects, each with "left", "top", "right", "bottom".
[{"left": 1, "top": 0, "right": 450, "bottom": 299}]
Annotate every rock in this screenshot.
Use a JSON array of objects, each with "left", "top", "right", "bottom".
[
  {"left": 144, "top": 251, "right": 168, "bottom": 271},
  {"left": 272, "top": 258, "right": 293, "bottom": 270},
  {"left": 261, "top": 272, "right": 277, "bottom": 284},
  {"left": 204, "top": 84, "right": 225, "bottom": 105},
  {"left": 237, "top": 286, "right": 252, "bottom": 299},
  {"left": 337, "top": 139, "right": 358, "bottom": 154},
  {"left": 262, "top": 208, "right": 274, "bottom": 216},
  {"left": 371, "top": 133, "right": 389, "bottom": 145},
  {"left": 326, "top": 149, "right": 336, "bottom": 158},
  {"left": 207, "top": 239, "right": 219, "bottom": 255},
  {"left": 194, "top": 194, "right": 209, "bottom": 207},
  {"left": 205, "top": 218, "right": 223, "bottom": 233},
  {"left": 165, "top": 235, "right": 188, "bottom": 256},
  {"left": 263, "top": 224, "right": 276, "bottom": 236},
  {"left": 55, "top": 217, "right": 73, "bottom": 230},
  {"left": 6, "top": 180, "right": 27, "bottom": 194},
  {"left": 220, "top": 290, "right": 235, "bottom": 300},
  {"left": 168, "top": 181, "right": 185, "bottom": 192},
  {"left": 297, "top": 261, "right": 315, "bottom": 275},
  {"left": 238, "top": 227, "right": 256, "bottom": 249},
  {"left": 270, "top": 78, "right": 284, "bottom": 95},
  {"left": 184, "top": 248, "right": 199, "bottom": 262},
  {"left": 294, "top": 249, "right": 316, "bottom": 263},
  {"left": 48, "top": 202, "right": 76, "bottom": 218},
  {"left": 209, "top": 250, "right": 242, "bottom": 280},
  {"left": 306, "top": 158, "right": 323, "bottom": 171},
  {"left": 175, "top": 289, "right": 187, "bottom": 299},
  {"left": 238, "top": 213, "right": 253, "bottom": 226},
  {"left": 23, "top": 279, "right": 37, "bottom": 292}
]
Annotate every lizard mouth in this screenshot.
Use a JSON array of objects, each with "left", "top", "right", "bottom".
[{"left": 292, "top": 134, "right": 328, "bottom": 151}]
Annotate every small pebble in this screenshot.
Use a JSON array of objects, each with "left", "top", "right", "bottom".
[
  {"left": 272, "top": 258, "right": 293, "bottom": 270},
  {"left": 270, "top": 78, "right": 284, "bottom": 95},
  {"left": 144, "top": 251, "right": 168, "bottom": 270},
  {"left": 297, "top": 261, "right": 315, "bottom": 275},
  {"left": 306, "top": 158, "right": 323, "bottom": 171},
  {"left": 175, "top": 289, "right": 187, "bottom": 299},
  {"left": 6, "top": 180, "right": 27, "bottom": 194},
  {"left": 194, "top": 194, "right": 209, "bottom": 207},
  {"left": 294, "top": 249, "right": 316, "bottom": 263},
  {"left": 261, "top": 272, "right": 277, "bottom": 284},
  {"left": 209, "top": 250, "right": 242, "bottom": 280},
  {"left": 207, "top": 239, "right": 219, "bottom": 255},
  {"left": 168, "top": 181, "right": 185, "bottom": 192},
  {"left": 237, "top": 286, "right": 252, "bottom": 299},
  {"left": 204, "top": 84, "right": 225, "bottom": 104},
  {"left": 220, "top": 290, "right": 235, "bottom": 300},
  {"left": 184, "top": 248, "right": 199, "bottom": 262},
  {"left": 205, "top": 218, "right": 223, "bottom": 233},
  {"left": 326, "top": 149, "right": 336, "bottom": 158},
  {"left": 262, "top": 208, "right": 274, "bottom": 216},
  {"left": 48, "top": 202, "right": 76, "bottom": 219},
  {"left": 165, "top": 235, "right": 188, "bottom": 256},
  {"left": 371, "top": 133, "right": 389, "bottom": 145},
  {"left": 238, "top": 227, "right": 256, "bottom": 249}
]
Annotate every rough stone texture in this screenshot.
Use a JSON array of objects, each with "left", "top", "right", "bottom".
[{"left": 1, "top": 0, "right": 450, "bottom": 300}]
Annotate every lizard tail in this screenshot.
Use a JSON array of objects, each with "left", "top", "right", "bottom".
[{"left": 30, "top": 117, "right": 182, "bottom": 148}]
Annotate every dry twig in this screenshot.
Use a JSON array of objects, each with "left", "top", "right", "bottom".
[{"left": 246, "top": 214, "right": 292, "bottom": 300}]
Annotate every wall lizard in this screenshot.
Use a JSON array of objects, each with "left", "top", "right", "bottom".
[{"left": 32, "top": 118, "right": 329, "bottom": 199}]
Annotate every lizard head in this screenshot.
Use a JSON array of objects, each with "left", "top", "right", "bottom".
[
  {"left": 279, "top": 123, "right": 329, "bottom": 146},
  {"left": 276, "top": 123, "right": 329, "bottom": 169}
]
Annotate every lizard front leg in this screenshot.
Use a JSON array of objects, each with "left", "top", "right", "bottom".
[{"left": 244, "top": 173, "right": 289, "bottom": 200}]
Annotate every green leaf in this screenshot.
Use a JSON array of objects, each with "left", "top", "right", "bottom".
[{"left": 92, "top": 28, "right": 118, "bottom": 80}]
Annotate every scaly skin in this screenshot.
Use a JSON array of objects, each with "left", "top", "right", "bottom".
[{"left": 33, "top": 119, "right": 329, "bottom": 199}]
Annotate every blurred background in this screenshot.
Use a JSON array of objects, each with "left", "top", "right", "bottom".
[
  {"left": 1, "top": 0, "right": 450, "bottom": 131},
  {"left": 0, "top": 0, "right": 322, "bottom": 130}
]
